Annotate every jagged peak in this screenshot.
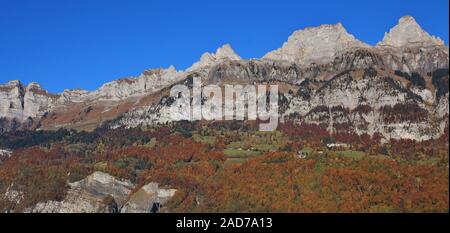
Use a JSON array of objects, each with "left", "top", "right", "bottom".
[
  {"left": 214, "top": 44, "right": 241, "bottom": 60},
  {"left": 26, "top": 82, "right": 43, "bottom": 90},
  {"left": 377, "top": 15, "right": 445, "bottom": 48},
  {"left": 142, "top": 65, "right": 178, "bottom": 77},
  {"left": 2, "top": 80, "right": 22, "bottom": 87},
  {"left": 0, "top": 80, "right": 24, "bottom": 92},
  {"left": 263, "top": 22, "right": 369, "bottom": 65},
  {"left": 187, "top": 44, "right": 241, "bottom": 72},
  {"left": 166, "top": 65, "right": 177, "bottom": 72}
]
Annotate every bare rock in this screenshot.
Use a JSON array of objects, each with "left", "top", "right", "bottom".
[
  {"left": 377, "top": 16, "right": 445, "bottom": 49},
  {"left": 25, "top": 172, "right": 177, "bottom": 213},
  {"left": 26, "top": 172, "right": 134, "bottom": 213},
  {"left": 263, "top": 23, "right": 369, "bottom": 65},
  {"left": 121, "top": 183, "right": 177, "bottom": 213},
  {"left": 187, "top": 44, "right": 241, "bottom": 72}
]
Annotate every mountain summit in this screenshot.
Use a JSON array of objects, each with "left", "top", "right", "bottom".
[
  {"left": 263, "top": 23, "right": 368, "bottom": 65},
  {"left": 187, "top": 44, "right": 241, "bottom": 72},
  {"left": 377, "top": 16, "right": 445, "bottom": 48}
]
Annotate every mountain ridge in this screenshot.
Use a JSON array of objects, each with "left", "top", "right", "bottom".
[
  {"left": 1, "top": 16, "right": 449, "bottom": 141},
  {"left": 1, "top": 15, "right": 447, "bottom": 96}
]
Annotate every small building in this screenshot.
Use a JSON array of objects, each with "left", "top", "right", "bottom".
[
  {"left": 296, "top": 151, "right": 307, "bottom": 159},
  {"left": 0, "top": 149, "right": 12, "bottom": 164},
  {"left": 326, "top": 143, "right": 349, "bottom": 150}
]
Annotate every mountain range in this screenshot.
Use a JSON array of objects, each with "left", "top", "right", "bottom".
[{"left": 1, "top": 15, "right": 448, "bottom": 141}]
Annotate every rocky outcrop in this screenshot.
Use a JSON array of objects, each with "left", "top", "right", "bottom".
[
  {"left": 87, "top": 66, "right": 183, "bottom": 102},
  {"left": 0, "top": 184, "right": 24, "bottom": 208},
  {"left": 25, "top": 172, "right": 176, "bottom": 213},
  {"left": 26, "top": 172, "right": 133, "bottom": 213},
  {"left": 22, "top": 82, "right": 60, "bottom": 119},
  {"left": 59, "top": 89, "right": 89, "bottom": 103},
  {"left": 0, "top": 81, "right": 59, "bottom": 125},
  {"left": 0, "top": 81, "right": 26, "bottom": 121},
  {"left": 0, "top": 149, "right": 12, "bottom": 165},
  {"left": 121, "top": 183, "right": 176, "bottom": 213}
]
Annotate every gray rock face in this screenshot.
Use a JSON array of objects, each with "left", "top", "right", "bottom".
[
  {"left": 0, "top": 81, "right": 58, "bottom": 122},
  {"left": 25, "top": 172, "right": 176, "bottom": 213},
  {"left": 121, "top": 183, "right": 176, "bottom": 213},
  {"left": 263, "top": 16, "right": 448, "bottom": 73},
  {"left": 59, "top": 89, "right": 89, "bottom": 103},
  {"left": 283, "top": 72, "right": 447, "bottom": 141},
  {"left": 0, "top": 81, "right": 26, "bottom": 121},
  {"left": 109, "top": 55, "right": 448, "bottom": 141},
  {"left": 26, "top": 172, "right": 134, "bottom": 213},
  {"left": 87, "top": 66, "right": 183, "bottom": 102},
  {"left": 22, "top": 82, "right": 60, "bottom": 120},
  {"left": 264, "top": 23, "right": 369, "bottom": 65},
  {"left": 0, "top": 149, "right": 12, "bottom": 165},
  {"left": 377, "top": 16, "right": 445, "bottom": 49},
  {"left": 0, "top": 67, "right": 184, "bottom": 131},
  {"left": 187, "top": 44, "right": 242, "bottom": 72}
]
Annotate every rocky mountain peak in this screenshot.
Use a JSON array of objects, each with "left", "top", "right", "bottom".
[
  {"left": 214, "top": 44, "right": 241, "bottom": 60},
  {"left": 26, "top": 82, "right": 44, "bottom": 92},
  {"left": 9, "top": 80, "right": 22, "bottom": 85},
  {"left": 187, "top": 44, "right": 241, "bottom": 72},
  {"left": 377, "top": 16, "right": 445, "bottom": 48},
  {"left": 1, "top": 80, "right": 23, "bottom": 89},
  {"left": 263, "top": 22, "right": 368, "bottom": 65}
]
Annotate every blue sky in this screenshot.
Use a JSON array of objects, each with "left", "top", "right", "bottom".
[{"left": 0, "top": 0, "right": 448, "bottom": 93}]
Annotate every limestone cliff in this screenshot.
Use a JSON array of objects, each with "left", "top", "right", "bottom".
[{"left": 1, "top": 16, "right": 448, "bottom": 141}]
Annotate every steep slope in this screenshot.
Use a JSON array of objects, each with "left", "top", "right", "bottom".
[
  {"left": 376, "top": 16, "right": 449, "bottom": 73},
  {"left": 0, "top": 81, "right": 61, "bottom": 131}
]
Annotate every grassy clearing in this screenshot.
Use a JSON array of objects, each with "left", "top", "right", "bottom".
[
  {"left": 226, "top": 141, "right": 247, "bottom": 149},
  {"left": 224, "top": 158, "right": 248, "bottom": 166},
  {"left": 337, "top": 150, "right": 365, "bottom": 159},
  {"left": 417, "top": 157, "right": 441, "bottom": 166},
  {"left": 223, "top": 149, "right": 261, "bottom": 158},
  {"left": 192, "top": 134, "right": 216, "bottom": 145},
  {"left": 300, "top": 147, "right": 314, "bottom": 155},
  {"left": 252, "top": 144, "right": 277, "bottom": 152}
]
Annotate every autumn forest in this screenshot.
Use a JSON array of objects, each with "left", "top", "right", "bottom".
[{"left": 0, "top": 121, "right": 448, "bottom": 213}]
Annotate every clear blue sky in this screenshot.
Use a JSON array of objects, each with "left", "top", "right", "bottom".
[{"left": 0, "top": 0, "right": 448, "bottom": 93}]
